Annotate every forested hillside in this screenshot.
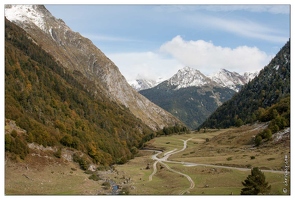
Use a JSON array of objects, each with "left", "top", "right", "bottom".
[
  {"left": 5, "top": 5, "right": 182, "bottom": 131},
  {"left": 140, "top": 84, "right": 235, "bottom": 129},
  {"left": 200, "top": 40, "right": 290, "bottom": 129},
  {"left": 5, "top": 18, "right": 155, "bottom": 166}
]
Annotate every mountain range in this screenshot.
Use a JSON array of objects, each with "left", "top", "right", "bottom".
[
  {"left": 130, "top": 67, "right": 257, "bottom": 92},
  {"left": 139, "top": 66, "right": 257, "bottom": 129}
]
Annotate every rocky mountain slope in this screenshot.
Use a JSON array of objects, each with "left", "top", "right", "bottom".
[
  {"left": 200, "top": 40, "right": 290, "bottom": 129},
  {"left": 5, "top": 4, "right": 181, "bottom": 131}
]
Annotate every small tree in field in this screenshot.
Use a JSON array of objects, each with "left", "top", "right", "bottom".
[
  {"left": 254, "top": 135, "right": 262, "bottom": 146},
  {"left": 241, "top": 167, "right": 271, "bottom": 195}
]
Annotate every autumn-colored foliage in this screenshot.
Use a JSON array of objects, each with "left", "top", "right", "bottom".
[{"left": 5, "top": 18, "right": 157, "bottom": 165}]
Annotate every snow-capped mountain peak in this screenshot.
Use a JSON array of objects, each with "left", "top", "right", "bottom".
[
  {"left": 209, "top": 69, "right": 247, "bottom": 92},
  {"left": 128, "top": 77, "right": 164, "bottom": 91},
  {"left": 168, "top": 66, "right": 212, "bottom": 89},
  {"left": 208, "top": 69, "right": 258, "bottom": 92},
  {"left": 5, "top": 4, "right": 70, "bottom": 41},
  {"left": 129, "top": 67, "right": 258, "bottom": 92},
  {"left": 5, "top": 5, "right": 49, "bottom": 32},
  {"left": 129, "top": 79, "right": 156, "bottom": 91}
]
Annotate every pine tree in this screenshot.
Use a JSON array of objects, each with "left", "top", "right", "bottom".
[{"left": 241, "top": 167, "right": 271, "bottom": 195}]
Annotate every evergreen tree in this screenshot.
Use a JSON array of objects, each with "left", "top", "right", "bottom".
[{"left": 241, "top": 167, "right": 271, "bottom": 195}]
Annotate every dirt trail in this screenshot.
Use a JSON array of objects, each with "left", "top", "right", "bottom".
[
  {"left": 159, "top": 160, "right": 195, "bottom": 194},
  {"left": 149, "top": 138, "right": 195, "bottom": 194}
]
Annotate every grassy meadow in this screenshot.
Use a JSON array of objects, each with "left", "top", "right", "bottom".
[
  {"left": 112, "top": 124, "right": 290, "bottom": 195},
  {"left": 5, "top": 124, "right": 290, "bottom": 195}
]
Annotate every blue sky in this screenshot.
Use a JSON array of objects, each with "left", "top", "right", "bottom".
[{"left": 44, "top": 4, "right": 290, "bottom": 81}]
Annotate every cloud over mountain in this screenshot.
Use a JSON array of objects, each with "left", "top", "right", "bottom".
[{"left": 160, "top": 35, "right": 272, "bottom": 75}]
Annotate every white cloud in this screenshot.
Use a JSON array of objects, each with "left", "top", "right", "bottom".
[
  {"left": 106, "top": 36, "right": 273, "bottom": 82},
  {"left": 106, "top": 51, "right": 183, "bottom": 81},
  {"left": 160, "top": 35, "right": 272, "bottom": 75}
]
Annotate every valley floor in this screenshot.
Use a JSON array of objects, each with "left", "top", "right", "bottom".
[
  {"left": 5, "top": 123, "right": 290, "bottom": 195},
  {"left": 104, "top": 123, "right": 290, "bottom": 195}
]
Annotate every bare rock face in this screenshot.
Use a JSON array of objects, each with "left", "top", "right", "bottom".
[{"left": 5, "top": 5, "right": 181, "bottom": 130}]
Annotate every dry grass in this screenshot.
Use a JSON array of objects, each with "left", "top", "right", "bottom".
[
  {"left": 112, "top": 123, "right": 290, "bottom": 195},
  {"left": 5, "top": 152, "right": 108, "bottom": 195},
  {"left": 110, "top": 155, "right": 191, "bottom": 195},
  {"left": 169, "top": 124, "right": 290, "bottom": 171},
  {"left": 5, "top": 123, "right": 290, "bottom": 195}
]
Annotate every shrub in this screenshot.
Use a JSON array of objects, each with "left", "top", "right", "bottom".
[
  {"left": 102, "top": 181, "right": 111, "bottom": 188},
  {"left": 54, "top": 148, "right": 62, "bottom": 158},
  {"left": 84, "top": 170, "right": 94, "bottom": 174},
  {"left": 88, "top": 174, "right": 100, "bottom": 181},
  {"left": 250, "top": 156, "right": 255, "bottom": 160},
  {"left": 73, "top": 153, "right": 90, "bottom": 170},
  {"left": 255, "top": 135, "right": 262, "bottom": 146},
  {"left": 264, "top": 129, "right": 272, "bottom": 141},
  {"left": 10, "top": 130, "right": 17, "bottom": 138},
  {"left": 119, "top": 186, "right": 130, "bottom": 195},
  {"left": 227, "top": 157, "right": 233, "bottom": 161}
]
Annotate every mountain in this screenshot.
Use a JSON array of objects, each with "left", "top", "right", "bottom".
[
  {"left": 130, "top": 67, "right": 257, "bottom": 92},
  {"left": 139, "top": 66, "right": 258, "bottom": 129},
  {"left": 129, "top": 79, "right": 157, "bottom": 91},
  {"left": 140, "top": 67, "right": 237, "bottom": 129},
  {"left": 167, "top": 66, "right": 214, "bottom": 89},
  {"left": 209, "top": 69, "right": 257, "bottom": 92},
  {"left": 5, "top": 5, "right": 181, "bottom": 131},
  {"left": 5, "top": 18, "right": 154, "bottom": 165},
  {"left": 128, "top": 77, "right": 164, "bottom": 91},
  {"left": 200, "top": 40, "right": 290, "bottom": 129}
]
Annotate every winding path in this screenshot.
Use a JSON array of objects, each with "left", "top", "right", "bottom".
[
  {"left": 148, "top": 137, "right": 285, "bottom": 194},
  {"left": 149, "top": 138, "right": 195, "bottom": 194}
]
